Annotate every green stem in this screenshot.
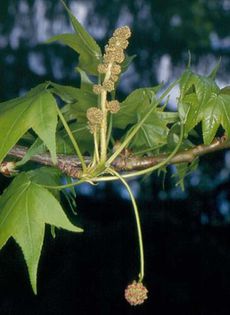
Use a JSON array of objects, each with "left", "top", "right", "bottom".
[
  {"left": 42, "top": 178, "right": 87, "bottom": 190},
  {"left": 100, "top": 90, "right": 108, "bottom": 162},
  {"left": 92, "top": 122, "right": 184, "bottom": 182},
  {"left": 106, "top": 79, "right": 179, "bottom": 165},
  {"left": 93, "top": 131, "right": 100, "bottom": 164},
  {"left": 109, "top": 168, "right": 145, "bottom": 282},
  {"left": 56, "top": 105, "right": 87, "bottom": 172},
  {"left": 106, "top": 113, "right": 113, "bottom": 147}
]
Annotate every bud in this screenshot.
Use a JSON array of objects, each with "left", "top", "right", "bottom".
[{"left": 0, "top": 161, "right": 17, "bottom": 176}]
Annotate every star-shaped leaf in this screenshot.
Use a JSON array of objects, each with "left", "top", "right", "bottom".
[
  {"left": 179, "top": 70, "right": 230, "bottom": 144},
  {"left": 0, "top": 173, "right": 83, "bottom": 294},
  {"left": 0, "top": 84, "right": 58, "bottom": 164},
  {"left": 47, "top": 1, "right": 102, "bottom": 75}
]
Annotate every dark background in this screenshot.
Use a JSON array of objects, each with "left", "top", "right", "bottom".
[{"left": 0, "top": 0, "right": 230, "bottom": 314}]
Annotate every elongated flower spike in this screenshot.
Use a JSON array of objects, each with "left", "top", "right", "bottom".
[{"left": 93, "top": 25, "right": 131, "bottom": 94}]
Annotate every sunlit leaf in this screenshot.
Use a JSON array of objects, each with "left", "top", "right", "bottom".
[
  {"left": 47, "top": 1, "right": 102, "bottom": 74},
  {"left": 113, "top": 86, "right": 161, "bottom": 129},
  {"left": 113, "top": 86, "right": 171, "bottom": 150},
  {"left": 0, "top": 173, "right": 82, "bottom": 294},
  {"left": 0, "top": 86, "right": 58, "bottom": 164},
  {"left": 50, "top": 82, "right": 97, "bottom": 123},
  {"left": 179, "top": 70, "right": 230, "bottom": 143}
]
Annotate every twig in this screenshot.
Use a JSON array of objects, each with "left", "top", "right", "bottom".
[{"left": 7, "top": 136, "right": 230, "bottom": 178}]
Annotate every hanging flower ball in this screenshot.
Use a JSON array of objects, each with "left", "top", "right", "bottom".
[{"left": 124, "top": 281, "right": 148, "bottom": 306}]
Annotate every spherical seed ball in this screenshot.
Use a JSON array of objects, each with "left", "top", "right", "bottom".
[
  {"left": 86, "top": 107, "right": 103, "bottom": 125},
  {"left": 93, "top": 84, "right": 103, "bottom": 95},
  {"left": 103, "top": 80, "right": 115, "bottom": 92},
  {"left": 113, "top": 26, "right": 131, "bottom": 39},
  {"left": 124, "top": 281, "right": 148, "bottom": 306},
  {"left": 106, "top": 100, "right": 120, "bottom": 113}
]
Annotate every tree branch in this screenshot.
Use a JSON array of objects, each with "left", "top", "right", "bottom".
[{"left": 7, "top": 136, "right": 230, "bottom": 178}]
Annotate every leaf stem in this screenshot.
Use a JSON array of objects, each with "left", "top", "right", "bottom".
[
  {"left": 109, "top": 168, "right": 144, "bottom": 282},
  {"left": 106, "top": 113, "right": 113, "bottom": 147},
  {"left": 99, "top": 62, "right": 113, "bottom": 162},
  {"left": 56, "top": 105, "right": 87, "bottom": 172},
  {"left": 100, "top": 90, "right": 108, "bottom": 162},
  {"left": 41, "top": 178, "right": 87, "bottom": 190},
  {"left": 93, "top": 131, "right": 100, "bottom": 164}
]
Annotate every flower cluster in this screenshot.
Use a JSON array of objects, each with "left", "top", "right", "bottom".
[
  {"left": 124, "top": 281, "right": 148, "bottom": 306},
  {"left": 93, "top": 26, "right": 131, "bottom": 93},
  {"left": 106, "top": 100, "right": 120, "bottom": 114},
  {"left": 86, "top": 107, "right": 103, "bottom": 133}
]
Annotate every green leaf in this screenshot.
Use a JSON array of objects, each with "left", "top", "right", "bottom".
[
  {"left": 113, "top": 86, "right": 170, "bottom": 150},
  {"left": 178, "top": 70, "right": 229, "bottom": 144},
  {"left": 59, "top": 123, "right": 93, "bottom": 154},
  {"left": 56, "top": 134, "right": 76, "bottom": 154},
  {"left": 76, "top": 67, "right": 94, "bottom": 92},
  {"left": 173, "top": 159, "right": 199, "bottom": 190},
  {"left": 120, "top": 54, "right": 136, "bottom": 74},
  {"left": 178, "top": 70, "right": 198, "bottom": 122},
  {"left": 16, "top": 138, "right": 46, "bottom": 166},
  {"left": 129, "top": 111, "right": 169, "bottom": 150},
  {"left": 113, "top": 86, "right": 161, "bottom": 129},
  {"left": 0, "top": 86, "right": 58, "bottom": 164},
  {"left": 0, "top": 172, "right": 82, "bottom": 294},
  {"left": 202, "top": 91, "right": 230, "bottom": 143},
  {"left": 208, "top": 58, "right": 221, "bottom": 79},
  {"left": 50, "top": 82, "right": 97, "bottom": 123},
  {"left": 221, "top": 86, "right": 230, "bottom": 95},
  {"left": 47, "top": 1, "right": 102, "bottom": 74},
  {"left": 28, "top": 166, "right": 62, "bottom": 200}
]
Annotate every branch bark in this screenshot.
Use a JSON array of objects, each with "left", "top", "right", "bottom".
[{"left": 7, "top": 136, "right": 230, "bottom": 178}]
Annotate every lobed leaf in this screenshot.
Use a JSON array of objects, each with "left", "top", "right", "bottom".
[
  {"left": 179, "top": 69, "right": 230, "bottom": 144},
  {"left": 0, "top": 86, "right": 58, "bottom": 164},
  {"left": 47, "top": 1, "right": 102, "bottom": 75},
  {"left": 0, "top": 172, "right": 83, "bottom": 294}
]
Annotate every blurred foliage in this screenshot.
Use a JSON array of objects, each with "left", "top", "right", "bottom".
[{"left": 0, "top": 0, "right": 229, "bottom": 99}]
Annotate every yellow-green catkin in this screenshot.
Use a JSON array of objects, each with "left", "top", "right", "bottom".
[{"left": 93, "top": 25, "right": 131, "bottom": 94}]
